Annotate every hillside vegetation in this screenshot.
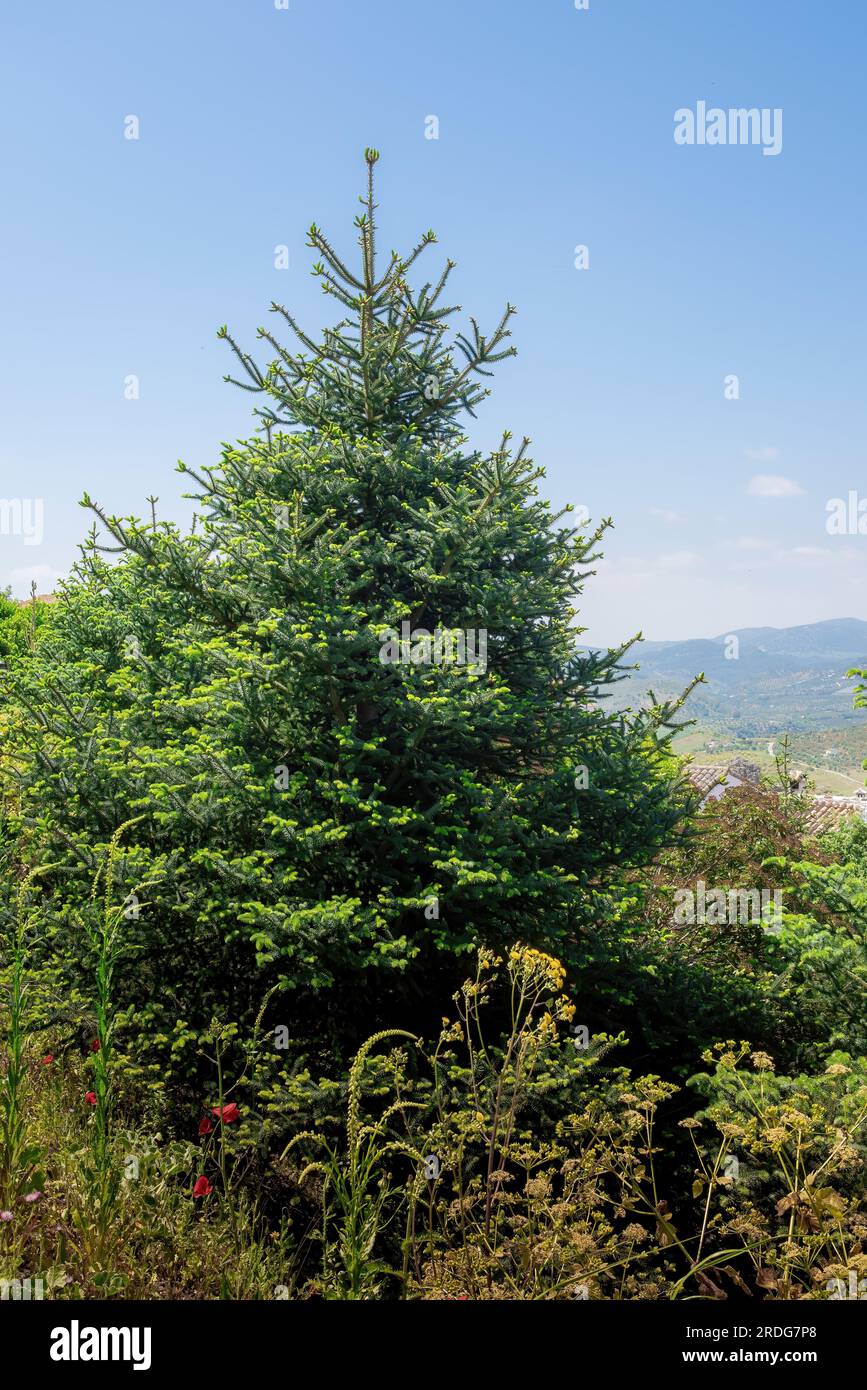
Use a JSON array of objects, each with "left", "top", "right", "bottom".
[{"left": 606, "top": 619, "right": 867, "bottom": 738}]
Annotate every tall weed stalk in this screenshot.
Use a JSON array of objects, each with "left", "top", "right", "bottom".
[
  {"left": 283, "top": 1029, "right": 422, "bottom": 1299},
  {"left": 71, "top": 818, "right": 146, "bottom": 1276},
  {"left": 0, "top": 867, "right": 50, "bottom": 1209}
]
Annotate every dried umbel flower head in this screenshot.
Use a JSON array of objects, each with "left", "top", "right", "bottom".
[{"left": 750, "top": 1051, "right": 775, "bottom": 1072}]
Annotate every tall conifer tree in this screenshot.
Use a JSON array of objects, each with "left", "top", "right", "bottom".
[{"left": 3, "top": 153, "right": 693, "bottom": 1077}]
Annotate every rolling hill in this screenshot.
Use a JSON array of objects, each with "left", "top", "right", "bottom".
[{"left": 599, "top": 618, "right": 867, "bottom": 737}]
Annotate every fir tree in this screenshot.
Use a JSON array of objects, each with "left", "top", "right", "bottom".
[{"left": 2, "top": 152, "right": 695, "bottom": 1084}]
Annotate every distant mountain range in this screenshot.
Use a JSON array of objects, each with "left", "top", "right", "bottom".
[{"left": 598, "top": 618, "right": 867, "bottom": 735}]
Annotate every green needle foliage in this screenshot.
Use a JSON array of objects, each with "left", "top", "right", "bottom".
[{"left": 1, "top": 152, "right": 693, "bottom": 1090}]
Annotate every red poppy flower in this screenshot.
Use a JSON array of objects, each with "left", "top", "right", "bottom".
[
  {"left": 42, "top": 1054, "right": 54, "bottom": 1065},
  {"left": 193, "top": 1175, "right": 213, "bottom": 1198},
  {"left": 85, "top": 1091, "right": 97, "bottom": 1106},
  {"left": 210, "top": 1102, "right": 240, "bottom": 1124},
  {"left": 198, "top": 1116, "right": 213, "bottom": 1136},
  {"left": 90, "top": 1039, "right": 101, "bottom": 1053}
]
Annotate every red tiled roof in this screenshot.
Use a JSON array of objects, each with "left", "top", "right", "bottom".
[
  {"left": 684, "top": 762, "right": 867, "bottom": 836},
  {"left": 803, "top": 797, "right": 867, "bottom": 836},
  {"left": 685, "top": 764, "right": 727, "bottom": 794}
]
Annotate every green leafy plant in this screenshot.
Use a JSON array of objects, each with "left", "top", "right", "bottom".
[{"left": 283, "top": 1029, "right": 420, "bottom": 1299}]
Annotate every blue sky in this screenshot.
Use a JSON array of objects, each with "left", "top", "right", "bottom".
[{"left": 1, "top": 0, "right": 865, "bottom": 643}]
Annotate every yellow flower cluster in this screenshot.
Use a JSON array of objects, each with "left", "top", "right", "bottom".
[
  {"left": 477, "top": 947, "right": 503, "bottom": 972},
  {"left": 536, "top": 1011, "right": 559, "bottom": 1042},
  {"left": 555, "top": 996, "right": 576, "bottom": 1024},
  {"left": 438, "top": 1018, "right": 464, "bottom": 1043},
  {"left": 508, "top": 944, "right": 567, "bottom": 994}
]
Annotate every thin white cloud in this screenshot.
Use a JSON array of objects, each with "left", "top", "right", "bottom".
[
  {"left": 790, "top": 545, "right": 831, "bottom": 559},
  {"left": 5, "top": 563, "right": 63, "bottom": 595},
  {"left": 584, "top": 544, "right": 867, "bottom": 646},
  {"left": 744, "top": 446, "right": 780, "bottom": 462},
  {"left": 727, "top": 542, "right": 837, "bottom": 574},
  {"left": 747, "top": 474, "right": 805, "bottom": 498},
  {"left": 733, "top": 536, "right": 775, "bottom": 551},
  {"left": 650, "top": 506, "right": 687, "bottom": 524},
  {"left": 601, "top": 550, "right": 702, "bottom": 576},
  {"left": 584, "top": 537, "right": 867, "bottom": 646},
  {"left": 655, "top": 550, "right": 702, "bottom": 571}
]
